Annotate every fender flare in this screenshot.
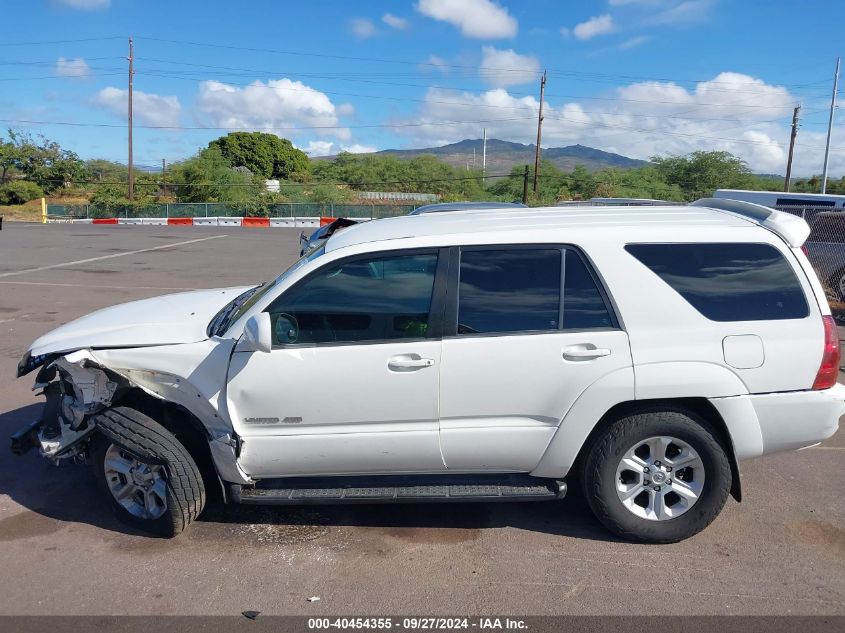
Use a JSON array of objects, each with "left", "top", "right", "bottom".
[{"left": 531, "top": 361, "right": 755, "bottom": 481}]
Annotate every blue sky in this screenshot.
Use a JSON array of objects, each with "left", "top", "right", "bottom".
[{"left": 2, "top": 0, "right": 844, "bottom": 176}]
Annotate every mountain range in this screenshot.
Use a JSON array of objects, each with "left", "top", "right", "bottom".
[{"left": 319, "top": 138, "right": 648, "bottom": 173}]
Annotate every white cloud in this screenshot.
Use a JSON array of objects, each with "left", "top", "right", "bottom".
[
  {"left": 350, "top": 18, "right": 376, "bottom": 39},
  {"left": 195, "top": 78, "right": 350, "bottom": 140},
  {"left": 93, "top": 87, "right": 181, "bottom": 127},
  {"left": 55, "top": 0, "right": 110, "bottom": 9},
  {"left": 651, "top": 0, "right": 713, "bottom": 25},
  {"left": 559, "top": 27, "right": 571, "bottom": 38},
  {"left": 421, "top": 55, "right": 450, "bottom": 73},
  {"left": 300, "top": 141, "right": 377, "bottom": 157},
  {"left": 301, "top": 140, "right": 335, "bottom": 157},
  {"left": 343, "top": 143, "right": 378, "bottom": 154},
  {"left": 382, "top": 13, "right": 408, "bottom": 30},
  {"left": 479, "top": 46, "right": 540, "bottom": 87},
  {"left": 56, "top": 56, "right": 90, "bottom": 78},
  {"left": 389, "top": 72, "right": 845, "bottom": 177},
  {"left": 416, "top": 0, "right": 517, "bottom": 39},
  {"left": 619, "top": 35, "right": 650, "bottom": 50},
  {"left": 573, "top": 14, "right": 616, "bottom": 40}
]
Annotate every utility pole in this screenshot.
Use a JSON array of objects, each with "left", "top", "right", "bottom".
[
  {"left": 532, "top": 70, "right": 547, "bottom": 194},
  {"left": 161, "top": 158, "right": 167, "bottom": 196},
  {"left": 822, "top": 56, "right": 840, "bottom": 194},
  {"left": 522, "top": 165, "right": 529, "bottom": 204},
  {"left": 482, "top": 127, "right": 487, "bottom": 184},
  {"left": 127, "top": 37, "right": 135, "bottom": 201},
  {"left": 784, "top": 105, "right": 800, "bottom": 192}
]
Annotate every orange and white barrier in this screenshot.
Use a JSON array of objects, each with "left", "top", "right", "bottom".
[{"left": 47, "top": 216, "right": 335, "bottom": 228}]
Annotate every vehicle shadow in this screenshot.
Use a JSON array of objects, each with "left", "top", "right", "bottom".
[{"left": 0, "top": 403, "right": 620, "bottom": 543}]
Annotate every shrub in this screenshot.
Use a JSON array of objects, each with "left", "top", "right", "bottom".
[{"left": 0, "top": 180, "right": 44, "bottom": 205}]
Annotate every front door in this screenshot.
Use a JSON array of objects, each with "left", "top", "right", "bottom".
[{"left": 227, "top": 249, "right": 446, "bottom": 478}]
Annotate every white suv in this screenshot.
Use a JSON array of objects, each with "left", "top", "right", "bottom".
[{"left": 12, "top": 199, "right": 843, "bottom": 543}]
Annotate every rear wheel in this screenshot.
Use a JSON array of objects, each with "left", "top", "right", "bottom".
[
  {"left": 582, "top": 409, "right": 731, "bottom": 543},
  {"left": 92, "top": 406, "right": 206, "bottom": 537}
]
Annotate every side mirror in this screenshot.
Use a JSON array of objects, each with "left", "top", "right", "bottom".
[
  {"left": 273, "top": 313, "right": 299, "bottom": 344},
  {"left": 237, "top": 313, "right": 273, "bottom": 353}
]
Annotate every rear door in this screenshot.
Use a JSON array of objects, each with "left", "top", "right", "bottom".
[{"left": 438, "top": 245, "right": 633, "bottom": 472}]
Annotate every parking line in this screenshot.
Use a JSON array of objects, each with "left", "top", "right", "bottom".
[{"left": 0, "top": 235, "right": 226, "bottom": 278}]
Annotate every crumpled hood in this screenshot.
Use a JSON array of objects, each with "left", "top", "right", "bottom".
[{"left": 29, "top": 285, "right": 254, "bottom": 357}]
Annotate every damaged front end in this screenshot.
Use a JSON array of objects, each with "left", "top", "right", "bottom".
[{"left": 10, "top": 350, "right": 122, "bottom": 463}]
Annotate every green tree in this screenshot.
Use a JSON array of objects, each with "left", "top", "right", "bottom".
[
  {"left": 170, "top": 146, "right": 260, "bottom": 202},
  {"left": 208, "top": 132, "right": 310, "bottom": 180},
  {"left": 0, "top": 129, "right": 86, "bottom": 193},
  {"left": 651, "top": 150, "right": 753, "bottom": 200}
]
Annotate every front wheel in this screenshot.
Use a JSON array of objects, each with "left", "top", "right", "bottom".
[
  {"left": 92, "top": 407, "right": 206, "bottom": 537},
  {"left": 582, "top": 409, "right": 732, "bottom": 543}
]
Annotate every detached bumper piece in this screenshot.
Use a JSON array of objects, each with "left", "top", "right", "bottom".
[
  {"left": 232, "top": 474, "right": 566, "bottom": 505},
  {"left": 10, "top": 420, "right": 42, "bottom": 456}
]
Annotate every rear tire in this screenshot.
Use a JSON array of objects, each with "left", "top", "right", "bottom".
[
  {"left": 92, "top": 406, "right": 206, "bottom": 537},
  {"left": 582, "top": 409, "right": 731, "bottom": 543}
]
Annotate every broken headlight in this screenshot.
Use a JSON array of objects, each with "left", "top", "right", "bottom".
[{"left": 17, "top": 350, "right": 50, "bottom": 378}]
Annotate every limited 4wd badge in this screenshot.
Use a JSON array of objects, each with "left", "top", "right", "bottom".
[
  {"left": 243, "top": 417, "right": 280, "bottom": 425},
  {"left": 243, "top": 416, "right": 302, "bottom": 425}
]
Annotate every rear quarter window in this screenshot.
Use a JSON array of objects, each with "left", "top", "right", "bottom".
[{"left": 625, "top": 242, "right": 809, "bottom": 322}]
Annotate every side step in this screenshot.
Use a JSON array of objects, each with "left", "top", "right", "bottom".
[{"left": 232, "top": 474, "right": 566, "bottom": 506}]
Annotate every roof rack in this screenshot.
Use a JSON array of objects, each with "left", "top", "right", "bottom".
[{"left": 690, "top": 197, "right": 811, "bottom": 248}]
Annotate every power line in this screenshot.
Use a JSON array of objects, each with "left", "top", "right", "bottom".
[
  {"left": 35, "top": 173, "right": 514, "bottom": 187},
  {"left": 135, "top": 70, "right": 813, "bottom": 114},
  {"left": 132, "top": 37, "right": 830, "bottom": 93},
  {"left": 129, "top": 55, "right": 830, "bottom": 97},
  {"left": 0, "top": 116, "right": 536, "bottom": 131},
  {"left": 0, "top": 36, "right": 124, "bottom": 46}
]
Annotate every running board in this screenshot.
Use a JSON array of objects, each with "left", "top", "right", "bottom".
[{"left": 231, "top": 474, "right": 566, "bottom": 505}]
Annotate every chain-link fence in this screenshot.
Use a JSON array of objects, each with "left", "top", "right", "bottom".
[
  {"left": 782, "top": 206, "right": 845, "bottom": 319},
  {"left": 45, "top": 202, "right": 419, "bottom": 220}
]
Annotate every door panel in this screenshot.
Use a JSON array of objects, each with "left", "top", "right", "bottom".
[
  {"left": 438, "top": 245, "right": 633, "bottom": 472},
  {"left": 228, "top": 341, "right": 444, "bottom": 477},
  {"left": 227, "top": 249, "right": 446, "bottom": 479},
  {"left": 439, "top": 330, "right": 632, "bottom": 471}
]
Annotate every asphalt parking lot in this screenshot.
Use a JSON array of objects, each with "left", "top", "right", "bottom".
[{"left": 0, "top": 222, "right": 843, "bottom": 616}]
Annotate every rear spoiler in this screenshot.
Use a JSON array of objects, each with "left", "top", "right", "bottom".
[{"left": 690, "top": 198, "right": 811, "bottom": 248}]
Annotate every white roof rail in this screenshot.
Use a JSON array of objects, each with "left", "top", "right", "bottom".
[{"left": 690, "top": 197, "right": 811, "bottom": 248}]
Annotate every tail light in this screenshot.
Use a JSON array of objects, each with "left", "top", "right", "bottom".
[{"left": 812, "top": 315, "right": 840, "bottom": 390}]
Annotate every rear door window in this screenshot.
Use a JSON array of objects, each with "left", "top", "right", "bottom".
[
  {"left": 562, "top": 249, "right": 614, "bottom": 329},
  {"left": 457, "top": 249, "right": 561, "bottom": 335},
  {"left": 625, "top": 242, "right": 809, "bottom": 321}
]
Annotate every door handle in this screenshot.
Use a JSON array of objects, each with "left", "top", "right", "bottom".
[
  {"left": 562, "top": 345, "right": 611, "bottom": 361},
  {"left": 388, "top": 355, "right": 435, "bottom": 371}
]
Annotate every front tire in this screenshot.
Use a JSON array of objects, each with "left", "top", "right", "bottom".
[
  {"left": 582, "top": 409, "right": 731, "bottom": 543},
  {"left": 92, "top": 406, "right": 206, "bottom": 537}
]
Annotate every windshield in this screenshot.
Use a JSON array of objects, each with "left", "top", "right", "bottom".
[{"left": 208, "top": 245, "right": 326, "bottom": 337}]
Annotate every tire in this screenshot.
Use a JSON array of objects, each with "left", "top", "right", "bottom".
[
  {"left": 581, "top": 409, "right": 731, "bottom": 544},
  {"left": 92, "top": 406, "right": 206, "bottom": 537}
]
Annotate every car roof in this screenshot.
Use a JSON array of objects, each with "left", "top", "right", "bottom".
[
  {"left": 410, "top": 201, "right": 527, "bottom": 215},
  {"left": 325, "top": 204, "right": 755, "bottom": 252}
]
